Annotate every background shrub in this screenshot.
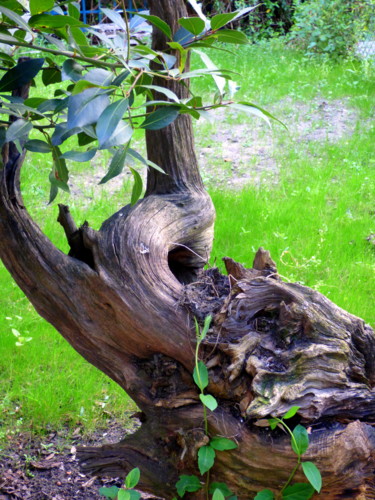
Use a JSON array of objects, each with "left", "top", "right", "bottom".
[{"left": 289, "top": 0, "right": 375, "bottom": 57}]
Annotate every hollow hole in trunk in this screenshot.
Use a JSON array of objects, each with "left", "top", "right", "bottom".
[{"left": 168, "top": 246, "right": 202, "bottom": 285}]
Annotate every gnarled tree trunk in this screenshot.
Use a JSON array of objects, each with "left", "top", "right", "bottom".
[{"left": 1, "top": 1, "right": 375, "bottom": 498}]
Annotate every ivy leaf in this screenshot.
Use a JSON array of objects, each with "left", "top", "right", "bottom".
[
  {"left": 292, "top": 425, "right": 309, "bottom": 456},
  {"left": 24, "top": 139, "right": 52, "bottom": 153},
  {"left": 136, "top": 14, "right": 172, "bottom": 40},
  {"left": 125, "top": 468, "right": 140, "bottom": 489},
  {"left": 210, "top": 437, "right": 237, "bottom": 451},
  {"left": 254, "top": 490, "right": 275, "bottom": 500},
  {"left": 99, "top": 144, "right": 128, "bottom": 184},
  {"left": 301, "top": 462, "right": 322, "bottom": 493},
  {"left": 5, "top": 119, "right": 32, "bottom": 143},
  {"left": 282, "top": 483, "right": 314, "bottom": 500},
  {"left": 0, "top": 58, "right": 44, "bottom": 92},
  {"left": 193, "top": 361, "right": 209, "bottom": 391},
  {"left": 140, "top": 106, "right": 179, "bottom": 130},
  {"left": 198, "top": 445, "right": 215, "bottom": 475},
  {"left": 175, "top": 475, "right": 202, "bottom": 497},
  {"left": 98, "top": 486, "right": 120, "bottom": 499},
  {"left": 210, "top": 12, "right": 238, "bottom": 31},
  {"left": 29, "top": 0, "right": 54, "bottom": 15},
  {"left": 199, "top": 394, "right": 218, "bottom": 411},
  {"left": 178, "top": 17, "right": 205, "bottom": 36},
  {"left": 130, "top": 168, "right": 143, "bottom": 206},
  {"left": 97, "top": 98, "right": 129, "bottom": 149},
  {"left": 283, "top": 406, "right": 300, "bottom": 420}
]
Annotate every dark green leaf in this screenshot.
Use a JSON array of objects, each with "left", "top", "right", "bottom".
[
  {"left": 210, "top": 12, "right": 237, "bottom": 31},
  {"left": 178, "top": 17, "right": 205, "bottom": 36},
  {"left": 283, "top": 406, "right": 300, "bottom": 420},
  {"left": 215, "top": 30, "right": 248, "bottom": 45},
  {"left": 112, "top": 70, "right": 130, "bottom": 87},
  {"left": 24, "top": 97, "right": 46, "bottom": 108},
  {"left": 140, "top": 106, "right": 179, "bottom": 130},
  {"left": 127, "top": 491, "right": 141, "bottom": 500},
  {"left": 282, "top": 483, "right": 314, "bottom": 500},
  {"left": 199, "top": 394, "right": 218, "bottom": 411},
  {"left": 292, "top": 425, "right": 309, "bottom": 456},
  {"left": 83, "top": 68, "right": 113, "bottom": 86},
  {"left": 60, "top": 149, "right": 96, "bottom": 162},
  {"left": 67, "top": 88, "right": 110, "bottom": 129},
  {"left": 24, "top": 139, "right": 51, "bottom": 153},
  {"left": 98, "top": 486, "right": 120, "bottom": 499},
  {"left": 78, "top": 130, "right": 96, "bottom": 146},
  {"left": 49, "top": 182, "right": 58, "bottom": 204},
  {"left": 0, "top": 128, "right": 6, "bottom": 149},
  {"left": 175, "top": 475, "right": 202, "bottom": 497},
  {"left": 212, "top": 489, "right": 225, "bottom": 500},
  {"left": 42, "top": 67, "right": 62, "bottom": 86},
  {"left": 62, "top": 59, "right": 84, "bottom": 82},
  {"left": 5, "top": 119, "right": 32, "bottom": 143},
  {"left": 198, "top": 445, "right": 215, "bottom": 475},
  {"left": 28, "top": 13, "right": 86, "bottom": 28},
  {"left": 100, "top": 121, "right": 133, "bottom": 150},
  {"left": 137, "top": 14, "right": 172, "bottom": 40},
  {"left": 301, "top": 462, "right": 322, "bottom": 492},
  {"left": 209, "top": 483, "right": 233, "bottom": 496},
  {"left": 51, "top": 123, "right": 80, "bottom": 146},
  {"left": 29, "top": 0, "right": 54, "bottom": 15},
  {"left": 193, "top": 361, "right": 209, "bottom": 391},
  {"left": 254, "top": 490, "right": 274, "bottom": 500},
  {"left": 97, "top": 98, "right": 129, "bottom": 148},
  {"left": 0, "top": 58, "right": 44, "bottom": 92},
  {"left": 127, "top": 149, "right": 165, "bottom": 174},
  {"left": 99, "top": 145, "right": 128, "bottom": 184},
  {"left": 52, "top": 145, "right": 68, "bottom": 183},
  {"left": 125, "top": 467, "right": 140, "bottom": 489},
  {"left": 0, "top": 51, "right": 15, "bottom": 66},
  {"left": 173, "top": 27, "right": 194, "bottom": 45},
  {"left": 37, "top": 98, "right": 64, "bottom": 113},
  {"left": 210, "top": 437, "right": 237, "bottom": 451},
  {"left": 130, "top": 168, "right": 143, "bottom": 205}
]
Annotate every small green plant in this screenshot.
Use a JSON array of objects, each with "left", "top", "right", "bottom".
[
  {"left": 99, "top": 467, "right": 141, "bottom": 499},
  {"left": 255, "top": 406, "right": 322, "bottom": 500},
  {"left": 174, "top": 315, "right": 238, "bottom": 499}
]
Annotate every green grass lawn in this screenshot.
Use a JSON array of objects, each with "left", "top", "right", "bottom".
[{"left": 0, "top": 40, "right": 374, "bottom": 440}]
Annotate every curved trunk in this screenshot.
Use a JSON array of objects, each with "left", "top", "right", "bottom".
[{"left": 1, "top": 0, "right": 375, "bottom": 498}]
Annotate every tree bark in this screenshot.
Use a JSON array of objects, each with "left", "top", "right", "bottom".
[{"left": 1, "top": 1, "right": 375, "bottom": 498}]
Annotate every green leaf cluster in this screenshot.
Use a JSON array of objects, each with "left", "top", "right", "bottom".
[{"left": 0, "top": 0, "right": 274, "bottom": 204}]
